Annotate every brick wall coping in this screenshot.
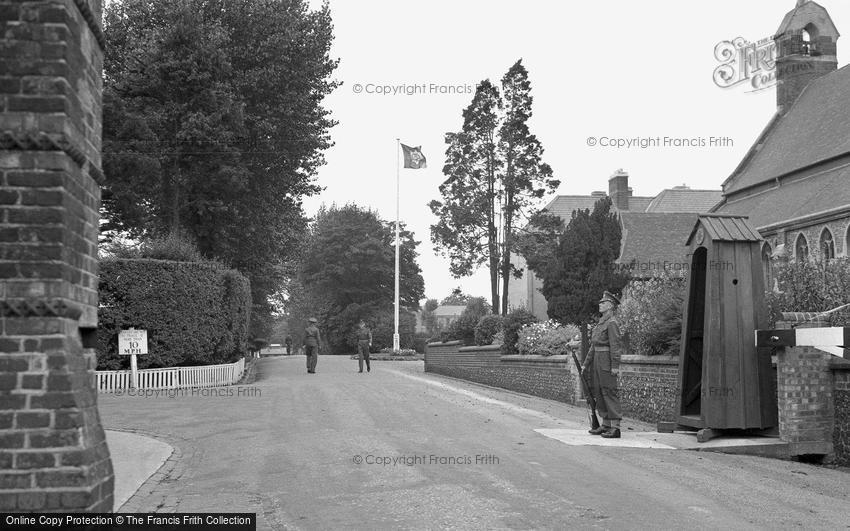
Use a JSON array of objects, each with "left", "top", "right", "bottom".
[
  {"left": 458, "top": 344, "right": 503, "bottom": 353},
  {"left": 829, "top": 358, "right": 850, "bottom": 371},
  {"left": 620, "top": 355, "right": 679, "bottom": 366},
  {"left": 499, "top": 354, "right": 569, "bottom": 364},
  {"left": 426, "top": 340, "right": 463, "bottom": 347}
]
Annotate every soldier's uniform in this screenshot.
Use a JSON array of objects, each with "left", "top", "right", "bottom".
[
  {"left": 582, "top": 291, "right": 624, "bottom": 436},
  {"left": 357, "top": 324, "right": 372, "bottom": 373},
  {"left": 304, "top": 319, "right": 321, "bottom": 374}
]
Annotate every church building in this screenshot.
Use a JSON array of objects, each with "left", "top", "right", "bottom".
[{"left": 712, "top": 1, "right": 850, "bottom": 285}]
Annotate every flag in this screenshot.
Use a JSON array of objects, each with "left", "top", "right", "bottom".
[{"left": 400, "top": 144, "right": 427, "bottom": 169}]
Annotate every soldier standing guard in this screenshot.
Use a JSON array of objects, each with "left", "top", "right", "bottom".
[
  {"left": 304, "top": 318, "right": 321, "bottom": 374},
  {"left": 581, "top": 291, "right": 624, "bottom": 438}
]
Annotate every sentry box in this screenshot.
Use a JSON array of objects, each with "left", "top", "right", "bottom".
[{"left": 660, "top": 215, "right": 778, "bottom": 442}]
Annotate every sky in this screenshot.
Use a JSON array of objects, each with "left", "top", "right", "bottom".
[{"left": 302, "top": 0, "right": 850, "bottom": 304}]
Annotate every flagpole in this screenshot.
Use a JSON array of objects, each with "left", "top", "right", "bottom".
[{"left": 394, "top": 138, "right": 400, "bottom": 352}]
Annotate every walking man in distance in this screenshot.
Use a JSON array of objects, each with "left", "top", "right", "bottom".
[
  {"left": 304, "top": 318, "right": 321, "bottom": 374},
  {"left": 356, "top": 320, "right": 372, "bottom": 373}
]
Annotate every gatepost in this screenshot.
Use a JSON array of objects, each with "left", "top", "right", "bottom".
[{"left": 1, "top": 0, "right": 114, "bottom": 511}]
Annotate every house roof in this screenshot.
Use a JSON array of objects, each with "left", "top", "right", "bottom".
[
  {"left": 617, "top": 212, "right": 699, "bottom": 274},
  {"left": 645, "top": 189, "right": 723, "bottom": 213},
  {"left": 433, "top": 305, "right": 465, "bottom": 317},
  {"left": 714, "top": 162, "right": 850, "bottom": 229},
  {"left": 722, "top": 64, "right": 850, "bottom": 195},
  {"left": 544, "top": 196, "right": 613, "bottom": 219},
  {"left": 685, "top": 215, "right": 762, "bottom": 245}
]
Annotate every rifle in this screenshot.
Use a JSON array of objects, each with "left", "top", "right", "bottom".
[{"left": 571, "top": 351, "right": 600, "bottom": 430}]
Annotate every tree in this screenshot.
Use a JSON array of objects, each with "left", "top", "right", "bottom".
[
  {"left": 293, "top": 204, "right": 425, "bottom": 353},
  {"left": 533, "top": 197, "right": 629, "bottom": 358},
  {"left": 101, "top": 0, "right": 339, "bottom": 339},
  {"left": 430, "top": 60, "right": 558, "bottom": 314},
  {"left": 421, "top": 299, "right": 439, "bottom": 335},
  {"left": 497, "top": 61, "right": 558, "bottom": 314},
  {"left": 430, "top": 80, "right": 502, "bottom": 311},
  {"left": 440, "top": 288, "right": 473, "bottom": 306}
]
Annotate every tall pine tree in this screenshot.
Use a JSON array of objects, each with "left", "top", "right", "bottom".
[{"left": 429, "top": 61, "right": 558, "bottom": 314}]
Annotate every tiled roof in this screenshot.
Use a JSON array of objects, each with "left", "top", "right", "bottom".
[
  {"left": 645, "top": 189, "right": 723, "bottom": 213},
  {"left": 544, "top": 196, "right": 609, "bottom": 219},
  {"left": 714, "top": 163, "right": 850, "bottom": 229},
  {"left": 617, "top": 212, "right": 699, "bottom": 275},
  {"left": 433, "top": 305, "right": 465, "bottom": 317},
  {"left": 723, "top": 64, "right": 850, "bottom": 194},
  {"left": 629, "top": 197, "right": 655, "bottom": 211},
  {"left": 543, "top": 195, "right": 658, "bottom": 220}
]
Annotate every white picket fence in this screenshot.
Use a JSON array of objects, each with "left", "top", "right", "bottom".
[{"left": 96, "top": 358, "right": 246, "bottom": 393}]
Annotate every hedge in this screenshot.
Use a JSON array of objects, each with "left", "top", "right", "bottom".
[{"left": 97, "top": 258, "right": 251, "bottom": 369}]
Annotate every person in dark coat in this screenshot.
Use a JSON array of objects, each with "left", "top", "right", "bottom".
[
  {"left": 582, "top": 291, "right": 625, "bottom": 438},
  {"left": 356, "top": 320, "right": 373, "bottom": 373},
  {"left": 284, "top": 335, "right": 292, "bottom": 355},
  {"left": 303, "top": 318, "right": 321, "bottom": 374}
]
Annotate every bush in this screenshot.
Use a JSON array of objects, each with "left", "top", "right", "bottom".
[
  {"left": 765, "top": 257, "right": 850, "bottom": 326},
  {"left": 502, "top": 308, "right": 538, "bottom": 354},
  {"left": 413, "top": 332, "right": 430, "bottom": 353},
  {"left": 618, "top": 271, "right": 685, "bottom": 356},
  {"left": 446, "top": 297, "right": 491, "bottom": 346},
  {"left": 379, "top": 347, "right": 417, "bottom": 356},
  {"left": 474, "top": 314, "right": 503, "bottom": 345},
  {"left": 139, "top": 233, "right": 206, "bottom": 262},
  {"left": 369, "top": 309, "right": 416, "bottom": 353},
  {"left": 517, "top": 320, "right": 579, "bottom": 356},
  {"left": 97, "top": 258, "right": 251, "bottom": 369}
]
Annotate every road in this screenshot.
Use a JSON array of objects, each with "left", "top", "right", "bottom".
[{"left": 98, "top": 356, "right": 850, "bottom": 530}]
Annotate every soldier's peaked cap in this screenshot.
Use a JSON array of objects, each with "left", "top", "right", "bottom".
[
  {"left": 308, "top": 317, "right": 318, "bottom": 323},
  {"left": 599, "top": 291, "right": 621, "bottom": 306}
]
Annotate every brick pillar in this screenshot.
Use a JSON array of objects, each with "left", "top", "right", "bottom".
[
  {"left": 775, "top": 346, "right": 835, "bottom": 456},
  {"left": 833, "top": 368, "right": 850, "bottom": 466},
  {"left": 1, "top": 0, "right": 113, "bottom": 512}
]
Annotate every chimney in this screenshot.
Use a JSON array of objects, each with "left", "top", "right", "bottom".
[{"left": 608, "top": 169, "right": 629, "bottom": 211}]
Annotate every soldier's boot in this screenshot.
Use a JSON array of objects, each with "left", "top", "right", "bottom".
[
  {"left": 588, "top": 426, "right": 606, "bottom": 435},
  {"left": 601, "top": 428, "right": 621, "bottom": 438},
  {"left": 601, "top": 420, "right": 621, "bottom": 438}
]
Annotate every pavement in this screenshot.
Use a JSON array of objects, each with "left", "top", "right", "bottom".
[
  {"left": 97, "top": 357, "right": 850, "bottom": 528},
  {"left": 105, "top": 429, "right": 173, "bottom": 511}
]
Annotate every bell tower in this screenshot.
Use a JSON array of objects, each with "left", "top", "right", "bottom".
[{"left": 774, "top": 0, "right": 839, "bottom": 114}]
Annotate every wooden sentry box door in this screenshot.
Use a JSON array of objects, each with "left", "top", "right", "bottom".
[{"left": 677, "top": 215, "right": 777, "bottom": 430}]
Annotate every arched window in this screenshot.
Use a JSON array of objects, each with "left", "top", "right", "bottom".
[
  {"left": 802, "top": 24, "right": 820, "bottom": 55},
  {"left": 821, "top": 228, "right": 835, "bottom": 259},
  {"left": 846, "top": 225, "right": 850, "bottom": 257},
  {"left": 761, "top": 243, "right": 773, "bottom": 289},
  {"left": 795, "top": 233, "right": 809, "bottom": 262}
]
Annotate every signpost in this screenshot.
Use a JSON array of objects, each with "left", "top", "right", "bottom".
[{"left": 118, "top": 328, "right": 148, "bottom": 388}]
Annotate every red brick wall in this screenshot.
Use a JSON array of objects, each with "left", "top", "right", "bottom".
[
  {"left": 1, "top": 0, "right": 113, "bottom": 511},
  {"left": 776, "top": 346, "right": 835, "bottom": 456},
  {"left": 830, "top": 365, "right": 850, "bottom": 466}
]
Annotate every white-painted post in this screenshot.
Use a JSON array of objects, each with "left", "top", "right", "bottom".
[{"left": 130, "top": 353, "right": 138, "bottom": 389}]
